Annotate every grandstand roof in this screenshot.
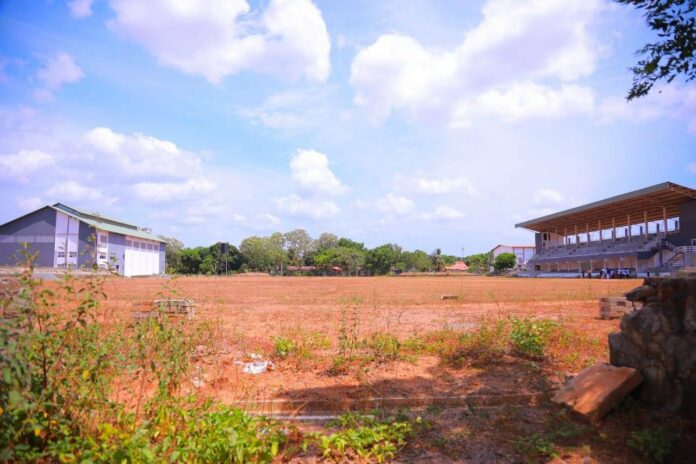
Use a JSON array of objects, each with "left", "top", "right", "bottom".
[{"left": 515, "top": 182, "right": 696, "bottom": 233}]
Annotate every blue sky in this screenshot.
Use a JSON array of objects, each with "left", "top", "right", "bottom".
[{"left": 0, "top": 0, "right": 695, "bottom": 255}]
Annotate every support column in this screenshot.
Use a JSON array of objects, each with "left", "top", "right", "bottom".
[
  {"left": 663, "top": 206, "right": 668, "bottom": 238},
  {"left": 599, "top": 220, "right": 603, "bottom": 245},
  {"left": 563, "top": 227, "right": 567, "bottom": 247},
  {"left": 627, "top": 214, "right": 631, "bottom": 243},
  {"left": 644, "top": 210, "right": 649, "bottom": 238},
  {"left": 612, "top": 217, "right": 616, "bottom": 243},
  {"left": 574, "top": 225, "right": 579, "bottom": 249},
  {"left": 586, "top": 223, "right": 590, "bottom": 247}
]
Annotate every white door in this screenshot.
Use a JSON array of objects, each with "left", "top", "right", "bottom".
[
  {"left": 124, "top": 239, "right": 134, "bottom": 277},
  {"left": 96, "top": 231, "right": 109, "bottom": 269}
]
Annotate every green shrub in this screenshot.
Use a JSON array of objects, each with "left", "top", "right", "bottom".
[
  {"left": 312, "top": 413, "right": 415, "bottom": 463},
  {"left": 628, "top": 428, "right": 672, "bottom": 463},
  {"left": 439, "top": 319, "right": 509, "bottom": 367},
  {"left": 367, "top": 332, "right": 402, "bottom": 362},
  {"left": 509, "top": 318, "right": 558, "bottom": 358},
  {"left": 273, "top": 336, "right": 296, "bottom": 359}
]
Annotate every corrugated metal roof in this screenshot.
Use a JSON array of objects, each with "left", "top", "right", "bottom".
[
  {"left": 51, "top": 204, "right": 164, "bottom": 242},
  {"left": 515, "top": 182, "right": 696, "bottom": 233}
]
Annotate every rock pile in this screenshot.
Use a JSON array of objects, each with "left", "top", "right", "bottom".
[{"left": 609, "top": 276, "right": 696, "bottom": 418}]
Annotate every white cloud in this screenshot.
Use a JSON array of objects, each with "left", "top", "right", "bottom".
[
  {"left": 376, "top": 193, "right": 415, "bottom": 216},
  {"left": 108, "top": 0, "right": 330, "bottom": 83},
  {"left": 419, "top": 205, "right": 465, "bottom": 221},
  {"left": 533, "top": 188, "right": 564, "bottom": 205},
  {"left": 83, "top": 127, "right": 203, "bottom": 179},
  {"left": 276, "top": 194, "right": 339, "bottom": 219},
  {"left": 47, "top": 180, "right": 107, "bottom": 202},
  {"left": 350, "top": 0, "right": 602, "bottom": 126},
  {"left": 414, "top": 177, "right": 479, "bottom": 195},
  {"left": 34, "top": 53, "right": 84, "bottom": 101},
  {"left": 69, "top": 0, "right": 93, "bottom": 18},
  {"left": 17, "top": 196, "right": 44, "bottom": 211},
  {"left": 132, "top": 178, "right": 216, "bottom": 203},
  {"left": 290, "top": 149, "right": 345, "bottom": 194},
  {"left": 0, "top": 149, "right": 55, "bottom": 179},
  {"left": 598, "top": 84, "right": 696, "bottom": 132},
  {"left": 474, "top": 82, "right": 594, "bottom": 123}
]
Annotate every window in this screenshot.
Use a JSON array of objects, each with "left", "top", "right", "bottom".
[
  {"left": 68, "top": 252, "right": 77, "bottom": 258},
  {"left": 99, "top": 253, "right": 107, "bottom": 260},
  {"left": 126, "top": 240, "right": 132, "bottom": 247},
  {"left": 99, "top": 234, "right": 108, "bottom": 243},
  {"left": 57, "top": 252, "right": 66, "bottom": 258}
]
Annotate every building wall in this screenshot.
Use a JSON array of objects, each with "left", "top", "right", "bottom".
[
  {"left": 0, "top": 207, "right": 56, "bottom": 267},
  {"left": 108, "top": 233, "right": 126, "bottom": 275},
  {"left": 159, "top": 242, "right": 166, "bottom": 274},
  {"left": 669, "top": 200, "right": 696, "bottom": 246},
  {"left": 77, "top": 222, "right": 96, "bottom": 269}
]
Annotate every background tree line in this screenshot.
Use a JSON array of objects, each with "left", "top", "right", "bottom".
[{"left": 158, "top": 230, "right": 495, "bottom": 276}]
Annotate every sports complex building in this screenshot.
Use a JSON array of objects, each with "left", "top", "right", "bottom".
[
  {"left": 516, "top": 182, "right": 696, "bottom": 277},
  {"left": 0, "top": 203, "right": 165, "bottom": 277}
]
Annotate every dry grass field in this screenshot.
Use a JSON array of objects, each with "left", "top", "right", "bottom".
[
  {"left": 64, "top": 274, "right": 694, "bottom": 463},
  {"left": 8, "top": 273, "right": 686, "bottom": 462}
]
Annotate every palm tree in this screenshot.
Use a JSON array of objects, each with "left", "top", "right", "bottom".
[{"left": 431, "top": 248, "right": 444, "bottom": 272}]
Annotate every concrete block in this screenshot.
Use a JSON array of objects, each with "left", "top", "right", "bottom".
[{"left": 553, "top": 363, "right": 643, "bottom": 424}]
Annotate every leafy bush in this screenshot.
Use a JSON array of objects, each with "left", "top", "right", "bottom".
[
  {"left": 273, "top": 336, "right": 296, "bottom": 359},
  {"left": 439, "top": 319, "right": 509, "bottom": 367},
  {"left": 509, "top": 318, "right": 558, "bottom": 358},
  {"left": 628, "top": 428, "right": 672, "bottom": 463},
  {"left": 311, "top": 413, "right": 415, "bottom": 463},
  {"left": 367, "top": 332, "right": 402, "bottom": 362}
]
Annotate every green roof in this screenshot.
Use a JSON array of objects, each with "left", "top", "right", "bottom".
[{"left": 51, "top": 203, "right": 164, "bottom": 242}]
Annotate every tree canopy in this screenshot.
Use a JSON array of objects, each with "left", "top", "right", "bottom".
[
  {"left": 493, "top": 252, "right": 517, "bottom": 272},
  {"left": 616, "top": 0, "right": 696, "bottom": 99}
]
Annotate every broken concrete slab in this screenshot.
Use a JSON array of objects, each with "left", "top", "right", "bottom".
[{"left": 553, "top": 362, "right": 643, "bottom": 424}]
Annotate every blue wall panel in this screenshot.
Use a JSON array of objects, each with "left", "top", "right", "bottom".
[{"left": 0, "top": 207, "right": 56, "bottom": 266}]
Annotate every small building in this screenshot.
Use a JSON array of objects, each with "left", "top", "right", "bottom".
[
  {"left": 0, "top": 203, "right": 165, "bottom": 276},
  {"left": 490, "top": 244, "right": 536, "bottom": 270},
  {"left": 445, "top": 261, "right": 470, "bottom": 272}
]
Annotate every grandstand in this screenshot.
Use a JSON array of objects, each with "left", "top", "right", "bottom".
[{"left": 515, "top": 182, "right": 696, "bottom": 277}]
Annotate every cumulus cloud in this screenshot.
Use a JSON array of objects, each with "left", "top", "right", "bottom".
[
  {"left": 68, "top": 0, "right": 93, "bottom": 18},
  {"left": 276, "top": 194, "right": 339, "bottom": 219},
  {"left": 107, "top": 0, "right": 330, "bottom": 83},
  {"left": 414, "top": 177, "right": 479, "bottom": 195},
  {"left": 598, "top": 84, "right": 696, "bottom": 133},
  {"left": 34, "top": 53, "right": 84, "bottom": 101},
  {"left": 17, "top": 196, "right": 44, "bottom": 211},
  {"left": 132, "top": 178, "right": 216, "bottom": 202},
  {"left": 350, "top": 0, "right": 601, "bottom": 125},
  {"left": 83, "top": 127, "right": 203, "bottom": 179},
  {"left": 47, "top": 180, "right": 109, "bottom": 202},
  {"left": 376, "top": 193, "right": 415, "bottom": 216},
  {"left": 419, "top": 205, "right": 465, "bottom": 221},
  {"left": 533, "top": 188, "right": 564, "bottom": 205},
  {"left": 0, "top": 149, "right": 55, "bottom": 179},
  {"left": 290, "top": 148, "right": 345, "bottom": 194}
]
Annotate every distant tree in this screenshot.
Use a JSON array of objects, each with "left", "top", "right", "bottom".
[
  {"left": 179, "top": 248, "right": 202, "bottom": 274},
  {"left": 494, "top": 252, "right": 517, "bottom": 272},
  {"left": 158, "top": 235, "right": 184, "bottom": 273},
  {"left": 199, "top": 254, "right": 217, "bottom": 275},
  {"left": 314, "top": 232, "right": 339, "bottom": 252},
  {"left": 430, "top": 248, "right": 444, "bottom": 272},
  {"left": 365, "top": 244, "right": 399, "bottom": 275},
  {"left": 464, "top": 252, "right": 492, "bottom": 273},
  {"left": 337, "top": 237, "right": 365, "bottom": 250},
  {"left": 239, "top": 236, "right": 270, "bottom": 272},
  {"left": 615, "top": 0, "right": 696, "bottom": 99},
  {"left": 207, "top": 242, "right": 243, "bottom": 274},
  {"left": 267, "top": 232, "right": 288, "bottom": 272},
  {"left": 284, "top": 229, "right": 313, "bottom": 266}
]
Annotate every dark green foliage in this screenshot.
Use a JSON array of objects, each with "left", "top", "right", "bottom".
[
  {"left": 463, "top": 252, "right": 492, "bottom": 273},
  {"left": 616, "top": 0, "right": 696, "bottom": 99},
  {"left": 494, "top": 252, "right": 517, "bottom": 271},
  {"left": 628, "top": 428, "right": 672, "bottom": 463},
  {"left": 365, "top": 244, "right": 401, "bottom": 275},
  {"left": 509, "top": 318, "right": 559, "bottom": 358}
]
